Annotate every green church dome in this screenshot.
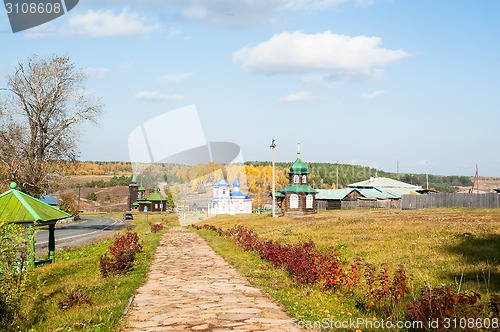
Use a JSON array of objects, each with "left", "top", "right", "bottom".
[{"left": 289, "top": 158, "right": 309, "bottom": 174}]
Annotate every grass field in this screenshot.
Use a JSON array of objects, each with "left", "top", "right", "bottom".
[
  {"left": 10, "top": 207, "right": 499, "bottom": 331},
  {"left": 195, "top": 208, "right": 500, "bottom": 329},
  {"left": 13, "top": 212, "right": 177, "bottom": 332}
]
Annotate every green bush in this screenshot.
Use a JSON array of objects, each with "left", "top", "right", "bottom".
[
  {"left": 0, "top": 222, "right": 28, "bottom": 331},
  {"left": 85, "top": 192, "right": 97, "bottom": 201}
]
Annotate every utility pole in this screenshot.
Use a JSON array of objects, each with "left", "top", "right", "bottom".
[
  {"left": 77, "top": 184, "right": 81, "bottom": 212},
  {"left": 469, "top": 164, "right": 479, "bottom": 194},
  {"left": 336, "top": 161, "right": 339, "bottom": 189},
  {"left": 270, "top": 139, "right": 276, "bottom": 218},
  {"left": 426, "top": 161, "right": 429, "bottom": 190}
]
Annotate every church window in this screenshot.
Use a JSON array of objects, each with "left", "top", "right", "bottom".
[
  {"left": 306, "top": 194, "right": 313, "bottom": 209},
  {"left": 293, "top": 175, "right": 299, "bottom": 184},
  {"left": 290, "top": 194, "right": 299, "bottom": 209},
  {"left": 302, "top": 175, "right": 307, "bottom": 183}
]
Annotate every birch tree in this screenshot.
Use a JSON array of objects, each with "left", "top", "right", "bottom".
[{"left": 0, "top": 55, "right": 102, "bottom": 195}]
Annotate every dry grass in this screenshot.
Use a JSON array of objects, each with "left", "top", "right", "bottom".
[
  {"left": 201, "top": 208, "right": 500, "bottom": 293},
  {"left": 194, "top": 208, "right": 500, "bottom": 329}
]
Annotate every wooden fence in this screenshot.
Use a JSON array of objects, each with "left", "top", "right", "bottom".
[
  {"left": 316, "top": 199, "right": 396, "bottom": 210},
  {"left": 400, "top": 193, "right": 500, "bottom": 209},
  {"left": 341, "top": 200, "right": 395, "bottom": 209}
]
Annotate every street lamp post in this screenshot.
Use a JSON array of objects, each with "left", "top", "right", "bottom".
[{"left": 270, "top": 139, "right": 276, "bottom": 217}]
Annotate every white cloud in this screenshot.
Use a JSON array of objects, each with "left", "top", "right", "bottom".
[
  {"left": 84, "top": 67, "right": 111, "bottom": 79},
  {"left": 361, "top": 90, "right": 386, "bottom": 100},
  {"left": 135, "top": 91, "right": 184, "bottom": 102},
  {"left": 66, "top": 8, "right": 161, "bottom": 37},
  {"left": 300, "top": 74, "right": 340, "bottom": 88},
  {"left": 158, "top": 73, "right": 193, "bottom": 84},
  {"left": 233, "top": 31, "right": 408, "bottom": 81},
  {"left": 118, "top": 62, "right": 135, "bottom": 71},
  {"left": 278, "top": 91, "right": 313, "bottom": 102},
  {"left": 280, "top": 0, "right": 347, "bottom": 10},
  {"left": 165, "top": 0, "right": 347, "bottom": 27}
]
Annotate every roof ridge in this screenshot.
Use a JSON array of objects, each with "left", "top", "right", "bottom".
[{"left": 13, "top": 190, "right": 42, "bottom": 221}]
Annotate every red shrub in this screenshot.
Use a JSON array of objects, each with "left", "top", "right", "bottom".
[
  {"left": 317, "top": 250, "right": 347, "bottom": 290},
  {"left": 407, "top": 286, "right": 482, "bottom": 328},
  {"left": 226, "top": 225, "right": 260, "bottom": 251},
  {"left": 149, "top": 222, "right": 165, "bottom": 233},
  {"left": 100, "top": 232, "right": 143, "bottom": 277},
  {"left": 284, "top": 241, "right": 321, "bottom": 284}
]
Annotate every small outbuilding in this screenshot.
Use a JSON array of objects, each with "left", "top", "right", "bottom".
[
  {"left": 278, "top": 145, "right": 317, "bottom": 216},
  {"left": 0, "top": 182, "right": 72, "bottom": 268}
]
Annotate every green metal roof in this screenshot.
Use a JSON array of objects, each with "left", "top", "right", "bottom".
[
  {"left": 315, "top": 188, "right": 355, "bottom": 200},
  {"left": 270, "top": 191, "right": 286, "bottom": 198},
  {"left": 147, "top": 189, "right": 165, "bottom": 201},
  {"left": 289, "top": 158, "right": 309, "bottom": 174},
  {"left": 348, "top": 177, "right": 421, "bottom": 190},
  {"left": 280, "top": 184, "right": 317, "bottom": 194},
  {"left": 138, "top": 186, "right": 146, "bottom": 191},
  {"left": 0, "top": 183, "right": 71, "bottom": 224},
  {"left": 314, "top": 187, "right": 398, "bottom": 200}
]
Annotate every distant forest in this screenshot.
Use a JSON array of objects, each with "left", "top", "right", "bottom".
[
  {"left": 0, "top": 160, "right": 474, "bottom": 194},
  {"left": 54, "top": 160, "right": 473, "bottom": 194},
  {"left": 245, "top": 161, "right": 473, "bottom": 193}
]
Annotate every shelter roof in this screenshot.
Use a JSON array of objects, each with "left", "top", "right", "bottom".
[{"left": 0, "top": 183, "right": 71, "bottom": 223}]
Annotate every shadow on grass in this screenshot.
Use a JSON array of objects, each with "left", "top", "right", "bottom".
[{"left": 443, "top": 234, "right": 500, "bottom": 292}]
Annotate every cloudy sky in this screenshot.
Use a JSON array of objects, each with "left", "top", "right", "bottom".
[{"left": 0, "top": 1, "right": 499, "bottom": 176}]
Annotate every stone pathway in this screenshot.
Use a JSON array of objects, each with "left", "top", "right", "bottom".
[{"left": 124, "top": 226, "right": 303, "bottom": 331}]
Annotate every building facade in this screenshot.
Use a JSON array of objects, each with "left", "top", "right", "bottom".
[
  {"left": 129, "top": 176, "right": 169, "bottom": 212},
  {"left": 278, "top": 146, "right": 317, "bottom": 215},
  {"left": 128, "top": 175, "right": 139, "bottom": 210},
  {"left": 208, "top": 178, "right": 253, "bottom": 215}
]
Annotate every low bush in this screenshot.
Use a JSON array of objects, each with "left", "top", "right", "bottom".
[
  {"left": 99, "top": 232, "right": 142, "bottom": 277},
  {"left": 149, "top": 222, "right": 164, "bottom": 233},
  {"left": 58, "top": 288, "right": 92, "bottom": 310},
  {"left": 407, "top": 286, "right": 483, "bottom": 329}
]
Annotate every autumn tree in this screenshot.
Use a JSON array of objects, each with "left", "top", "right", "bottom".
[{"left": 0, "top": 55, "right": 102, "bottom": 196}]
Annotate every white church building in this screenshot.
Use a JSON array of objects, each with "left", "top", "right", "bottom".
[{"left": 208, "top": 178, "right": 253, "bottom": 215}]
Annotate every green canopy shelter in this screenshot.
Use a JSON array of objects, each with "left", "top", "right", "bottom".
[{"left": 0, "top": 183, "right": 72, "bottom": 268}]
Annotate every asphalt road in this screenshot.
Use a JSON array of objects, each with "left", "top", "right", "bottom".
[{"left": 35, "top": 216, "right": 128, "bottom": 251}]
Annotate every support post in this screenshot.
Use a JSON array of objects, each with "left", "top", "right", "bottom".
[
  {"left": 270, "top": 139, "right": 277, "bottom": 217},
  {"left": 48, "top": 224, "right": 55, "bottom": 263},
  {"left": 27, "top": 226, "right": 35, "bottom": 269}
]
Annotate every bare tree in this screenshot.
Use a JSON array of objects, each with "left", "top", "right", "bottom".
[{"left": 0, "top": 55, "right": 102, "bottom": 195}]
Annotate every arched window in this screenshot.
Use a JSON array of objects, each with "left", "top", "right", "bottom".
[
  {"left": 290, "top": 194, "right": 299, "bottom": 209},
  {"left": 293, "top": 175, "right": 299, "bottom": 184},
  {"left": 302, "top": 175, "right": 307, "bottom": 183},
  {"left": 306, "top": 194, "right": 313, "bottom": 209}
]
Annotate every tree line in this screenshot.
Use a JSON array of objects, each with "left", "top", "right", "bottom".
[{"left": 0, "top": 160, "right": 475, "bottom": 195}]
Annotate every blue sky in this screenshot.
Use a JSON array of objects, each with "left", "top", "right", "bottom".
[{"left": 0, "top": 0, "right": 499, "bottom": 177}]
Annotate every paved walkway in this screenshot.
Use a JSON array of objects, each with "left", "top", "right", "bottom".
[{"left": 124, "top": 226, "right": 303, "bottom": 331}]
